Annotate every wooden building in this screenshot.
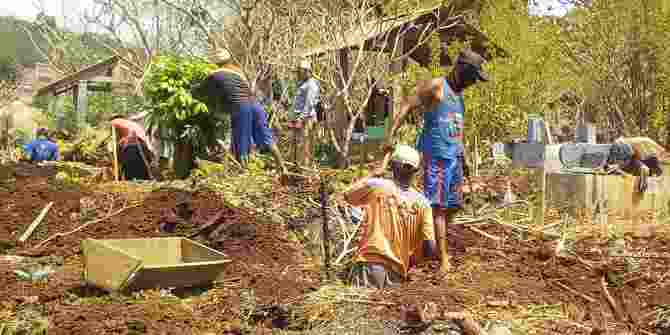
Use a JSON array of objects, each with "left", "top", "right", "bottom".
[{"left": 34, "top": 56, "right": 136, "bottom": 129}]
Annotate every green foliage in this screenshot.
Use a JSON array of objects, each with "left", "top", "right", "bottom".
[
  {"left": 555, "top": 0, "right": 665, "bottom": 140},
  {"left": 0, "top": 55, "right": 17, "bottom": 81},
  {"left": 13, "top": 128, "right": 32, "bottom": 148},
  {"left": 0, "top": 16, "right": 46, "bottom": 66},
  {"left": 458, "top": 0, "right": 570, "bottom": 158},
  {"left": 34, "top": 92, "right": 140, "bottom": 132},
  {"left": 143, "top": 56, "right": 217, "bottom": 155}
]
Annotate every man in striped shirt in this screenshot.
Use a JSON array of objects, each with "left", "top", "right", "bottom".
[
  {"left": 198, "top": 49, "right": 286, "bottom": 173},
  {"left": 344, "top": 145, "right": 437, "bottom": 289}
]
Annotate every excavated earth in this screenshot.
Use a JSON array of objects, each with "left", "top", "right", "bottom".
[{"left": 0, "top": 164, "right": 668, "bottom": 334}]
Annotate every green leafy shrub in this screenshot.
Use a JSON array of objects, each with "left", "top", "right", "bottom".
[{"left": 143, "top": 56, "right": 218, "bottom": 151}]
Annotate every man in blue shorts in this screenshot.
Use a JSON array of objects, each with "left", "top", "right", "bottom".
[
  {"left": 197, "top": 48, "right": 287, "bottom": 174},
  {"left": 388, "top": 49, "right": 489, "bottom": 271},
  {"left": 248, "top": 98, "right": 287, "bottom": 172}
]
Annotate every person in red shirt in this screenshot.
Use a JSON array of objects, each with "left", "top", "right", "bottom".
[{"left": 110, "top": 115, "right": 154, "bottom": 180}]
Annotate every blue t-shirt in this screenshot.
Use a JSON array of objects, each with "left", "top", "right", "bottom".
[
  {"left": 24, "top": 139, "right": 59, "bottom": 162},
  {"left": 416, "top": 79, "right": 464, "bottom": 159}
]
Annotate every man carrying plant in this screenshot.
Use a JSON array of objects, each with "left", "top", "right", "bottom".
[
  {"left": 23, "top": 127, "right": 59, "bottom": 162},
  {"left": 387, "top": 49, "right": 490, "bottom": 271},
  {"left": 110, "top": 115, "right": 154, "bottom": 181},
  {"left": 344, "top": 144, "right": 437, "bottom": 289},
  {"left": 198, "top": 48, "right": 287, "bottom": 174}
]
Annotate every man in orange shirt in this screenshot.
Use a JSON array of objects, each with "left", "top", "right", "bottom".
[
  {"left": 344, "top": 145, "right": 437, "bottom": 289},
  {"left": 110, "top": 115, "right": 154, "bottom": 180}
]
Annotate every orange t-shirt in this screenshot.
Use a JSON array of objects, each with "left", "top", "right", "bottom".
[
  {"left": 345, "top": 178, "right": 434, "bottom": 278},
  {"left": 111, "top": 119, "right": 149, "bottom": 145}
]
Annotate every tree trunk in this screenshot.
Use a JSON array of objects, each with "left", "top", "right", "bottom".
[
  {"left": 174, "top": 142, "right": 194, "bottom": 179},
  {"left": 336, "top": 149, "right": 351, "bottom": 169}
]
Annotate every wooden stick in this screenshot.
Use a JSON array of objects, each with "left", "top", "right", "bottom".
[
  {"left": 189, "top": 209, "right": 227, "bottom": 238},
  {"left": 339, "top": 298, "right": 396, "bottom": 306},
  {"left": 34, "top": 204, "right": 139, "bottom": 249},
  {"left": 544, "top": 121, "right": 554, "bottom": 145},
  {"left": 136, "top": 141, "right": 154, "bottom": 180},
  {"left": 608, "top": 254, "right": 670, "bottom": 259},
  {"left": 467, "top": 226, "right": 501, "bottom": 242},
  {"left": 600, "top": 275, "right": 626, "bottom": 322},
  {"left": 19, "top": 202, "right": 54, "bottom": 243},
  {"left": 334, "top": 222, "right": 361, "bottom": 265},
  {"left": 551, "top": 281, "right": 597, "bottom": 303},
  {"left": 111, "top": 126, "right": 119, "bottom": 181}
]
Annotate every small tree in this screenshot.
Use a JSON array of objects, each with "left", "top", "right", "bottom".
[
  {"left": 143, "top": 56, "right": 216, "bottom": 178},
  {"left": 309, "top": 1, "right": 459, "bottom": 167}
]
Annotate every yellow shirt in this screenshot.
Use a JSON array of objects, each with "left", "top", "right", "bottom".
[{"left": 345, "top": 178, "right": 434, "bottom": 278}]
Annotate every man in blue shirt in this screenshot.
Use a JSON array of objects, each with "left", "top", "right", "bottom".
[
  {"left": 387, "top": 49, "right": 490, "bottom": 272},
  {"left": 23, "top": 127, "right": 59, "bottom": 162},
  {"left": 290, "top": 59, "right": 320, "bottom": 166}
]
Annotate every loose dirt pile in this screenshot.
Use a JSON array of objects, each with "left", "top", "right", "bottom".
[
  {"left": 0, "top": 164, "right": 321, "bottom": 334},
  {"left": 1, "top": 163, "right": 669, "bottom": 334}
]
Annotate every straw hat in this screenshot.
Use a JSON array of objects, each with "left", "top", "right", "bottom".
[{"left": 209, "top": 48, "right": 232, "bottom": 64}]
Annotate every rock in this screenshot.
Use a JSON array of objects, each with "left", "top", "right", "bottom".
[
  {"left": 481, "top": 321, "right": 513, "bottom": 335},
  {"left": 126, "top": 320, "right": 147, "bottom": 333},
  {"left": 487, "top": 325, "right": 513, "bottom": 335},
  {"left": 655, "top": 319, "right": 670, "bottom": 335},
  {"left": 0, "top": 239, "right": 16, "bottom": 252},
  {"left": 223, "top": 223, "right": 256, "bottom": 240}
]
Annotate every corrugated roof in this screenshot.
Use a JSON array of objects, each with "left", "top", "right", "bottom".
[
  {"left": 294, "top": 6, "right": 462, "bottom": 58},
  {"left": 35, "top": 56, "right": 122, "bottom": 97}
]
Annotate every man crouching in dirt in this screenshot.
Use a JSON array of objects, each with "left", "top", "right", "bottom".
[
  {"left": 110, "top": 115, "right": 154, "bottom": 181},
  {"left": 607, "top": 137, "right": 668, "bottom": 192},
  {"left": 23, "top": 127, "right": 59, "bottom": 163},
  {"left": 343, "top": 145, "right": 437, "bottom": 289}
]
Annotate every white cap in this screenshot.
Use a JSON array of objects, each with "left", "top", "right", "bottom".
[
  {"left": 298, "top": 59, "right": 311, "bottom": 70},
  {"left": 208, "top": 48, "right": 232, "bottom": 64}
]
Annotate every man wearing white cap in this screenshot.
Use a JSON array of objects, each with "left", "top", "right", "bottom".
[
  {"left": 344, "top": 144, "right": 437, "bottom": 289},
  {"left": 290, "top": 59, "right": 321, "bottom": 166}
]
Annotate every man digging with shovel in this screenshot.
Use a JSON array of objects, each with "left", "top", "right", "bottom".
[
  {"left": 110, "top": 115, "right": 155, "bottom": 181},
  {"left": 386, "top": 49, "right": 490, "bottom": 271}
]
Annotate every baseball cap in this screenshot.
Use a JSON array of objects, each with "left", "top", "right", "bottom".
[
  {"left": 456, "top": 49, "right": 489, "bottom": 82},
  {"left": 391, "top": 144, "right": 420, "bottom": 169}
]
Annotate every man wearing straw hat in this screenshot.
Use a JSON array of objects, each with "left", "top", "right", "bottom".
[
  {"left": 344, "top": 144, "right": 437, "bottom": 289},
  {"left": 290, "top": 59, "right": 321, "bottom": 166},
  {"left": 198, "top": 47, "right": 287, "bottom": 173}
]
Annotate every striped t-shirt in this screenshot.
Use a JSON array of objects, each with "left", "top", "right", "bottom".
[
  {"left": 345, "top": 178, "right": 435, "bottom": 278},
  {"left": 207, "top": 66, "right": 252, "bottom": 105}
]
